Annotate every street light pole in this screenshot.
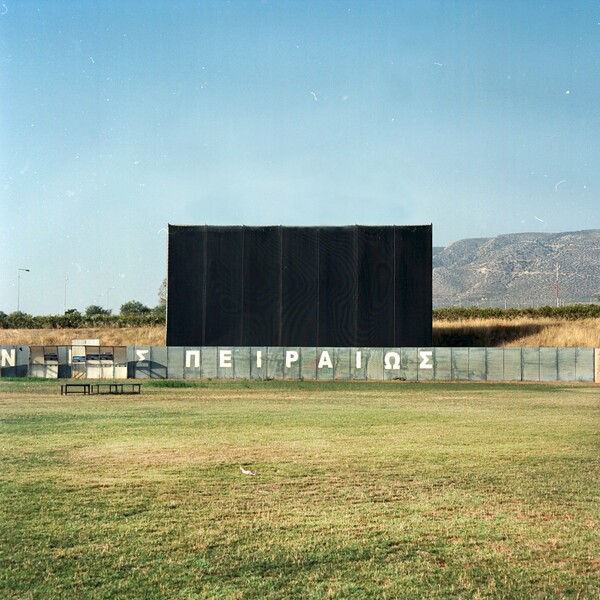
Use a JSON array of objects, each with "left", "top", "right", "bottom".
[
  {"left": 106, "top": 286, "right": 115, "bottom": 313},
  {"left": 64, "top": 276, "right": 69, "bottom": 313},
  {"left": 17, "top": 268, "right": 30, "bottom": 313}
]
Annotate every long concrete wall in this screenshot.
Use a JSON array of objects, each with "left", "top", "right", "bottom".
[{"left": 1, "top": 345, "right": 597, "bottom": 383}]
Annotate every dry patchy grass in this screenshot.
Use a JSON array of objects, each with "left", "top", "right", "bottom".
[
  {"left": 1, "top": 318, "right": 599, "bottom": 347},
  {"left": 0, "top": 326, "right": 165, "bottom": 346},
  {"left": 434, "top": 317, "right": 600, "bottom": 347},
  {"left": 1, "top": 381, "right": 598, "bottom": 598}
]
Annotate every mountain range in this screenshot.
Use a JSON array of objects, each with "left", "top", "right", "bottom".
[{"left": 432, "top": 229, "right": 600, "bottom": 308}]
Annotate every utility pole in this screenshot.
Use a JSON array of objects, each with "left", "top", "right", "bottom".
[
  {"left": 64, "top": 276, "right": 69, "bottom": 313},
  {"left": 106, "top": 286, "right": 115, "bottom": 312},
  {"left": 555, "top": 263, "right": 560, "bottom": 307}
]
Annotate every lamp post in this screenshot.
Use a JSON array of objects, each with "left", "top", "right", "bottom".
[
  {"left": 106, "top": 286, "right": 115, "bottom": 313},
  {"left": 17, "top": 268, "right": 30, "bottom": 313},
  {"left": 64, "top": 276, "right": 69, "bottom": 313}
]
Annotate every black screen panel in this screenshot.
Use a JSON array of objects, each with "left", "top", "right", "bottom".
[
  {"left": 167, "top": 224, "right": 432, "bottom": 347},
  {"left": 205, "top": 227, "right": 244, "bottom": 345},
  {"left": 356, "top": 226, "right": 395, "bottom": 347},
  {"left": 166, "top": 226, "right": 205, "bottom": 346},
  {"left": 242, "top": 227, "right": 281, "bottom": 346},
  {"left": 281, "top": 227, "right": 318, "bottom": 346},
  {"left": 318, "top": 227, "right": 356, "bottom": 347},
  {"left": 394, "top": 226, "right": 432, "bottom": 346}
]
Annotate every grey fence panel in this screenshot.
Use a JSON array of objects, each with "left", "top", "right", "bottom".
[
  {"left": 418, "top": 348, "right": 434, "bottom": 381},
  {"left": 3, "top": 344, "right": 597, "bottom": 383},
  {"left": 503, "top": 348, "right": 522, "bottom": 381},
  {"left": 129, "top": 346, "right": 150, "bottom": 379},
  {"left": 182, "top": 347, "right": 202, "bottom": 379},
  {"left": 392, "top": 348, "right": 407, "bottom": 380},
  {"left": 166, "top": 347, "right": 184, "bottom": 379},
  {"left": 14, "top": 346, "right": 29, "bottom": 378},
  {"left": 0, "top": 346, "right": 15, "bottom": 377},
  {"left": 128, "top": 346, "right": 164, "bottom": 379},
  {"left": 230, "top": 347, "right": 245, "bottom": 378},
  {"left": 150, "top": 347, "right": 168, "bottom": 379},
  {"left": 201, "top": 347, "right": 218, "bottom": 379},
  {"left": 215, "top": 348, "right": 230, "bottom": 378},
  {"left": 17, "top": 346, "right": 29, "bottom": 377},
  {"left": 250, "top": 347, "right": 268, "bottom": 380},
  {"left": 452, "top": 348, "right": 470, "bottom": 381},
  {"left": 1, "top": 346, "right": 30, "bottom": 378},
  {"left": 231, "top": 347, "right": 251, "bottom": 379},
  {"left": 333, "top": 347, "right": 351, "bottom": 380},
  {"left": 300, "top": 347, "right": 317, "bottom": 380},
  {"left": 350, "top": 348, "right": 368, "bottom": 380},
  {"left": 383, "top": 348, "right": 402, "bottom": 381},
  {"left": 126, "top": 347, "right": 136, "bottom": 378},
  {"left": 433, "top": 347, "right": 452, "bottom": 381},
  {"left": 540, "top": 348, "right": 558, "bottom": 382},
  {"left": 216, "top": 347, "right": 233, "bottom": 379},
  {"left": 522, "top": 348, "right": 540, "bottom": 381},
  {"left": 365, "top": 349, "right": 384, "bottom": 381},
  {"left": 277, "top": 347, "right": 300, "bottom": 380},
  {"left": 557, "top": 348, "right": 576, "bottom": 382},
  {"left": 575, "top": 348, "right": 594, "bottom": 383},
  {"left": 57, "top": 346, "right": 72, "bottom": 378},
  {"left": 486, "top": 348, "right": 504, "bottom": 381},
  {"left": 267, "top": 347, "right": 285, "bottom": 380},
  {"left": 469, "top": 348, "right": 487, "bottom": 381},
  {"left": 405, "top": 348, "right": 421, "bottom": 381},
  {"left": 315, "top": 348, "right": 334, "bottom": 380}
]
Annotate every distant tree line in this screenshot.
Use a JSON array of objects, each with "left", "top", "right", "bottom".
[
  {"left": 1, "top": 303, "right": 599, "bottom": 329},
  {"left": 433, "top": 304, "right": 600, "bottom": 321},
  {"left": 0, "top": 300, "right": 166, "bottom": 329}
]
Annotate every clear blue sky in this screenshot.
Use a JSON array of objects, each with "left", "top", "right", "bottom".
[{"left": 1, "top": 1, "right": 599, "bottom": 315}]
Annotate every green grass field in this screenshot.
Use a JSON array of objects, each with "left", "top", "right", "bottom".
[{"left": 1, "top": 380, "right": 598, "bottom": 599}]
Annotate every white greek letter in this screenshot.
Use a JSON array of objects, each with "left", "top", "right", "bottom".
[
  {"left": 318, "top": 351, "right": 333, "bottom": 369},
  {"left": 286, "top": 350, "right": 299, "bottom": 368},
  {"left": 419, "top": 350, "right": 433, "bottom": 369},
  {"left": 185, "top": 350, "right": 200, "bottom": 368},
  {"left": 384, "top": 352, "right": 400, "bottom": 370},
  {"left": 219, "top": 350, "right": 232, "bottom": 368}
]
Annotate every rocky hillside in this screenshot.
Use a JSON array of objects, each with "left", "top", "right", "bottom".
[{"left": 433, "top": 230, "right": 600, "bottom": 307}]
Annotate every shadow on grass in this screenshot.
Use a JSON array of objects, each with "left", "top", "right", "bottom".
[{"left": 433, "top": 323, "right": 546, "bottom": 347}]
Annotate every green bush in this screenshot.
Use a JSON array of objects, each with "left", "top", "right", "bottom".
[
  {"left": 2, "top": 304, "right": 597, "bottom": 330},
  {"left": 0, "top": 311, "right": 165, "bottom": 329},
  {"left": 120, "top": 300, "right": 151, "bottom": 316},
  {"left": 433, "top": 305, "right": 600, "bottom": 321}
]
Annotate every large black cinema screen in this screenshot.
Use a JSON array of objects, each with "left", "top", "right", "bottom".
[{"left": 166, "top": 225, "right": 432, "bottom": 347}]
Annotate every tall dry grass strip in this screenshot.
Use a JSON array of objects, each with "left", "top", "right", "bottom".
[
  {"left": 433, "top": 317, "right": 600, "bottom": 348},
  {"left": 1, "top": 319, "right": 599, "bottom": 348},
  {"left": 0, "top": 327, "right": 165, "bottom": 347}
]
